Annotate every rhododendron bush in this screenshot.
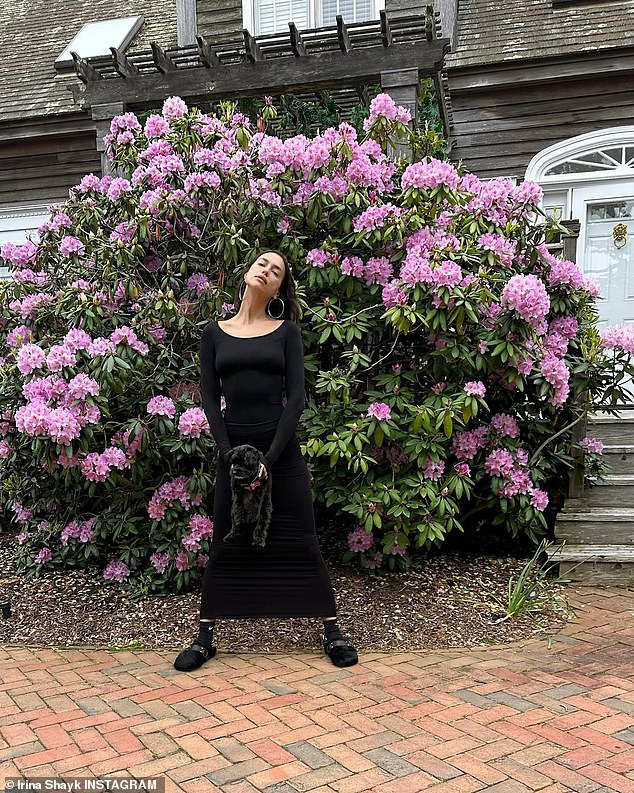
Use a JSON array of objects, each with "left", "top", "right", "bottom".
[{"left": 1, "top": 94, "right": 631, "bottom": 593}]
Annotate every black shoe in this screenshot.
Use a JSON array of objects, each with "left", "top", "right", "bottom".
[
  {"left": 323, "top": 633, "right": 358, "bottom": 667},
  {"left": 174, "top": 642, "right": 217, "bottom": 671}
]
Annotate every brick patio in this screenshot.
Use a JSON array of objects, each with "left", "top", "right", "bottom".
[{"left": 1, "top": 586, "right": 634, "bottom": 792}]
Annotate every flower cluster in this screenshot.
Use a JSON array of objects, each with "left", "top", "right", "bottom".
[{"left": 147, "top": 476, "right": 203, "bottom": 521}]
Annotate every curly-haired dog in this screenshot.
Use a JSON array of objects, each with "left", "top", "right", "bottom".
[{"left": 223, "top": 444, "right": 272, "bottom": 548}]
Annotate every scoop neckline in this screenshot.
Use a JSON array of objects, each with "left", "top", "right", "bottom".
[{"left": 216, "top": 319, "right": 286, "bottom": 338}]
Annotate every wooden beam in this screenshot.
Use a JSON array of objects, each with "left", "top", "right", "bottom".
[
  {"left": 356, "top": 85, "right": 371, "bottom": 106},
  {"left": 336, "top": 15, "right": 351, "bottom": 53},
  {"left": 243, "top": 28, "right": 265, "bottom": 62},
  {"left": 71, "top": 39, "right": 450, "bottom": 109},
  {"left": 196, "top": 35, "right": 220, "bottom": 67},
  {"left": 71, "top": 51, "right": 101, "bottom": 83},
  {"left": 110, "top": 46, "right": 140, "bottom": 78},
  {"left": 425, "top": 5, "right": 434, "bottom": 42},
  {"left": 379, "top": 10, "right": 393, "bottom": 48},
  {"left": 151, "top": 42, "right": 176, "bottom": 73},
  {"left": 288, "top": 21, "right": 307, "bottom": 57}
]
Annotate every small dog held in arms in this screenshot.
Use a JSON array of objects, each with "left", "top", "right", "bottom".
[{"left": 224, "top": 444, "right": 273, "bottom": 548}]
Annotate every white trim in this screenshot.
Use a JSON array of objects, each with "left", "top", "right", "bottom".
[
  {"left": 243, "top": 0, "right": 384, "bottom": 34},
  {"left": 526, "top": 126, "right": 634, "bottom": 186},
  {"left": 242, "top": 0, "right": 255, "bottom": 33}
]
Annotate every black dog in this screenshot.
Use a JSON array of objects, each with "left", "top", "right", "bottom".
[{"left": 223, "top": 444, "right": 272, "bottom": 548}]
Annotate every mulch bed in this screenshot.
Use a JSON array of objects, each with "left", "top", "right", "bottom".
[{"left": 0, "top": 524, "right": 574, "bottom": 653}]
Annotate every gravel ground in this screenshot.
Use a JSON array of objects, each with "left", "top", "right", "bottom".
[{"left": 0, "top": 525, "right": 573, "bottom": 653}]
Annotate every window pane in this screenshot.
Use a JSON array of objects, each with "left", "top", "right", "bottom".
[
  {"left": 355, "top": 0, "right": 372, "bottom": 20},
  {"left": 321, "top": 0, "right": 374, "bottom": 24},
  {"left": 546, "top": 159, "right": 614, "bottom": 175},
  {"left": 258, "top": 0, "right": 276, "bottom": 33},
  {"left": 322, "top": 0, "right": 337, "bottom": 25},
  {"left": 602, "top": 147, "right": 625, "bottom": 165},
  {"left": 291, "top": 0, "right": 309, "bottom": 25}
]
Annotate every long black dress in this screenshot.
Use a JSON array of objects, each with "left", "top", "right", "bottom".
[{"left": 198, "top": 318, "right": 337, "bottom": 619}]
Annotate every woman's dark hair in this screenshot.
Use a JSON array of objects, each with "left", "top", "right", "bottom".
[{"left": 234, "top": 249, "right": 302, "bottom": 323}]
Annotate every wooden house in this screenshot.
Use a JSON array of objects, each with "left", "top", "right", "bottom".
[
  {"left": 0, "top": 0, "right": 176, "bottom": 274},
  {"left": 442, "top": 0, "right": 634, "bottom": 331}
]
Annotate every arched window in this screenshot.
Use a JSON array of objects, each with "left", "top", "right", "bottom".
[{"left": 526, "top": 127, "right": 634, "bottom": 184}]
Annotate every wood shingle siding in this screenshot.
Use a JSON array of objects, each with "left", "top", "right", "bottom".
[
  {"left": 0, "top": 0, "right": 176, "bottom": 122},
  {"left": 0, "top": 127, "right": 100, "bottom": 204},
  {"left": 196, "top": 0, "right": 245, "bottom": 43},
  {"left": 446, "top": 0, "right": 634, "bottom": 68},
  {"left": 448, "top": 58, "right": 634, "bottom": 177}
]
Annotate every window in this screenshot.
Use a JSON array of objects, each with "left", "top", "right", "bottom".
[
  {"left": 54, "top": 16, "right": 144, "bottom": 73},
  {"left": 545, "top": 145, "right": 634, "bottom": 177},
  {"left": 321, "top": 0, "right": 374, "bottom": 26},
  {"left": 243, "top": 0, "right": 384, "bottom": 34},
  {"left": 0, "top": 204, "right": 51, "bottom": 279}
]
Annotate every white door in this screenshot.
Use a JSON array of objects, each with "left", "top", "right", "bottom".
[{"left": 572, "top": 181, "right": 634, "bottom": 330}]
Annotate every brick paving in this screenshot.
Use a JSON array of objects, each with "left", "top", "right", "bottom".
[{"left": 1, "top": 586, "right": 633, "bottom": 792}]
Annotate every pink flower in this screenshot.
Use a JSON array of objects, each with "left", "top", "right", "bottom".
[
  {"left": 431, "top": 260, "right": 462, "bottom": 288},
  {"left": 382, "top": 280, "right": 408, "bottom": 308},
  {"left": 601, "top": 324, "right": 634, "bottom": 355},
  {"left": 401, "top": 158, "right": 460, "bottom": 190},
  {"left": 423, "top": 458, "right": 445, "bottom": 480},
  {"left": 501, "top": 274, "right": 550, "bottom": 328},
  {"left": 35, "top": 547, "right": 52, "bottom": 564},
  {"left": 307, "top": 249, "right": 329, "bottom": 268},
  {"left": 548, "top": 259, "right": 584, "bottom": 290},
  {"left": 478, "top": 233, "right": 517, "bottom": 265},
  {"left": 147, "top": 396, "right": 176, "bottom": 418},
  {"left": 59, "top": 236, "right": 85, "bottom": 258},
  {"left": 162, "top": 96, "right": 188, "bottom": 121},
  {"left": 485, "top": 448, "right": 515, "bottom": 477},
  {"left": 455, "top": 463, "right": 471, "bottom": 476},
  {"left": 104, "top": 560, "right": 130, "bottom": 582},
  {"left": 150, "top": 552, "right": 171, "bottom": 573},
  {"left": 367, "top": 402, "right": 392, "bottom": 421},
  {"left": 530, "top": 489, "right": 549, "bottom": 511},
  {"left": 580, "top": 437, "right": 604, "bottom": 454},
  {"left": 347, "top": 525, "right": 374, "bottom": 552},
  {"left": 16, "top": 343, "right": 46, "bottom": 375},
  {"left": 178, "top": 408, "right": 208, "bottom": 437},
  {"left": 363, "top": 93, "right": 411, "bottom": 128},
  {"left": 144, "top": 114, "right": 170, "bottom": 138},
  {"left": 464, "top": 381, "right": 486, "bottom": 397}
]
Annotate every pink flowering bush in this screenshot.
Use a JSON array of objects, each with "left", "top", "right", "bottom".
[{"left": 0, "top": 94, "right": 630, "bottom": 589}]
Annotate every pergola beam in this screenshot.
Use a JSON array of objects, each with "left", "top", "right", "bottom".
[
  {"left": 71, "top": 39, "right": 449, "bottom": 110},
  {"left": 380, "top": 10, "right": 393, "bottom": 48},
  {"left": 288, "top": 21, "right": 307, "bottom": 57},
  {"left": 336, "top": 15, "right": 351, "bottom": 53},
  {"left": 110, "top": 46, "right": 140, "bottom": 78},
  {"left": 71, "top": 51, "right": 102, "bottom": 84},
  {"left": 196, "top": 34, "right": 220, "bottom": 67},
  {"left": 151, "top": 42, "right": 177, "bottom": 73}
]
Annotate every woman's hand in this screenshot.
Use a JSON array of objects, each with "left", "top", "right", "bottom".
[{"left": 258, "top": 461, "right": 268, "bottom": 480}]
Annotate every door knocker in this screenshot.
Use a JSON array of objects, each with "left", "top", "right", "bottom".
[{"left": 613, "top": 222, "right": 628, "bottom": 249}]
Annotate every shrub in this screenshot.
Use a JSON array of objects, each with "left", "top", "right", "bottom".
[{"left": 1, "top": 93, "right": 631, "bottom": 593}]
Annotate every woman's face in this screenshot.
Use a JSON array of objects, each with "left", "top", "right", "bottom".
[{"left": 245, "top": 252, "right": 286, "bottom": 297}]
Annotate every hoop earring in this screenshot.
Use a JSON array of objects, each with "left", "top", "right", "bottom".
[
  {"left": 238, "top": 280, "right": 247, "bottom": 301},
  {"left": 267, "top": 295, "right": 285, "bottom": 319}
]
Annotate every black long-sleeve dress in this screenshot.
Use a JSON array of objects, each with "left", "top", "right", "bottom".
[{"left": 198, "top": 318, "right": 337, "bottom": 619}]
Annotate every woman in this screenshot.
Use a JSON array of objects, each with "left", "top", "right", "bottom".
[{"left": 174, "top": 250, "right": 359, "bottom": 671}]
